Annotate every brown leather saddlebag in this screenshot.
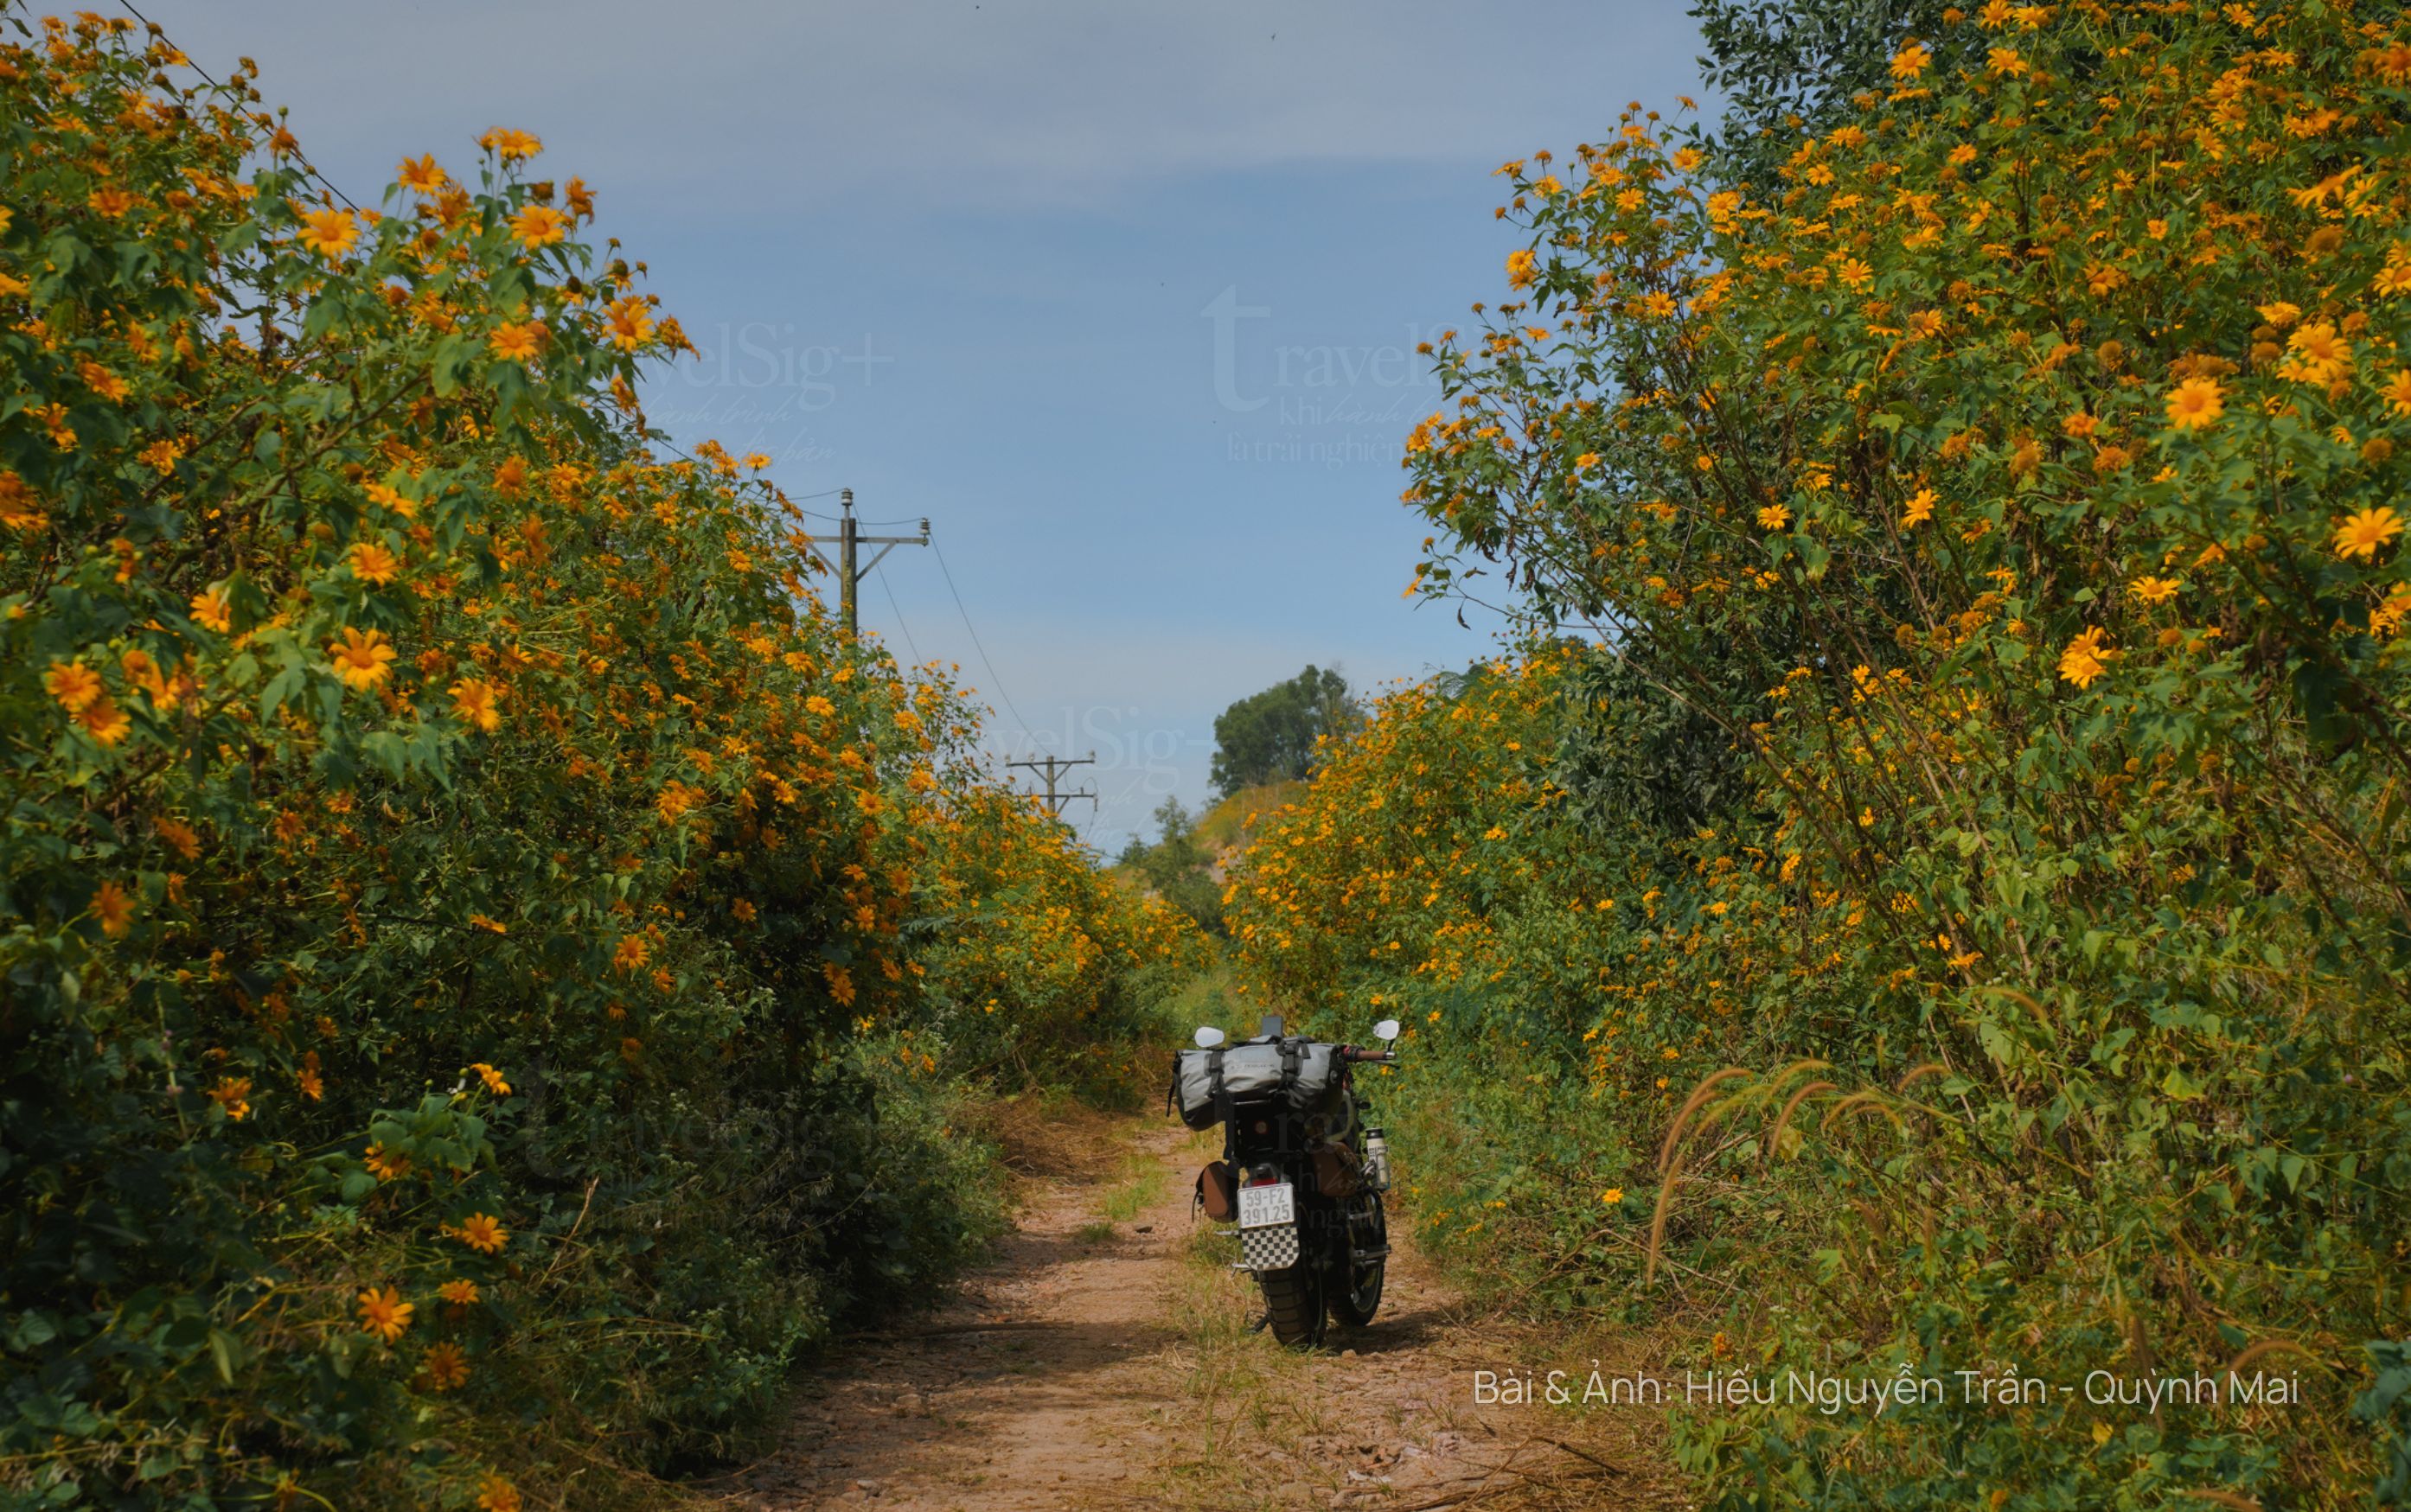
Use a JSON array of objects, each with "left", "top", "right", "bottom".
[
  {"left": 1197, "top": 1160, "right": 1236, "bottom": 1220},
  {"left": 1312, "top": 1140, "right": 1363, "bottom": 1197}
]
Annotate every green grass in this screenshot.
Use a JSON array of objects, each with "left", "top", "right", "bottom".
[
  {"left": 1163, "top": 958, "right": 1271, "bottom": 1048},
  {"left": 1103, "top": 1154, "right": 1167, "bottom": 1222},
  {"left": 1077, "top": 1143, "right": 1173, "bottom": 1242}
]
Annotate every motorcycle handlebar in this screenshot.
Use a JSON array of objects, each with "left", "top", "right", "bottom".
[{"left": 1340, "top": 1046, "right": 1399, "bottom": 1064}]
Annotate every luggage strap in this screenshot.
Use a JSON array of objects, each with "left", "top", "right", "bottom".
[{"left": 1168, "top": 1045, "right": 1231, "bottom": 1120}]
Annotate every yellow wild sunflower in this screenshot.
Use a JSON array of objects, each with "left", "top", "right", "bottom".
[
  {"left": 296, "top": 207, "right": 360, "bottom": 260},
  {"left": 2164, "top": 377, "right": 2225, "bottom": 431},
  {"left": 2333, "top": 507, "right": 2404, "bottom": 561},
  {"left": 509, "top": 204, "right": 567, "bottom": 249},
  {"left": 328, "top": 626, "right": 397, "bottom": 691},
  {"left": 2057, "top": 627, "right": 2113, "bottom": 689},
  {"left": 356, "top": 1286, "right": 413, "bottom": 1343},
  {"left": 452, "top": 1213, "right": 509, "bottom": 1255}
]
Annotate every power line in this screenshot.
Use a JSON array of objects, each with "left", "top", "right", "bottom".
[
  {"left": 873, "top": 562, "right": 923, "bottom": 667},
  {"left": 797, "top": 509, "right": 918, "bottom": 527},
  {"left": 930, "top": 535, "right": 1033, "bottom": 745},
  {"left": 805, "top": 488, "right": 928, "bottom": 635},
  {"left": 1005, "top": 753, "right": 1096, "bottom": 820},
  {"left": 116, "top": 0, "right": 364, "bottom": 217}
]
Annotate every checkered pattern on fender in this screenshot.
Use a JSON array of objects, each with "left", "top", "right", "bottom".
[{"left": 1237, "top": 1222, "right": 1300, "bottom": 1272}]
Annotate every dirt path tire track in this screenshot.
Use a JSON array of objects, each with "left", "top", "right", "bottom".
[{"left": 732, "top": 1120, "right": 1684, "bottom": 1510}]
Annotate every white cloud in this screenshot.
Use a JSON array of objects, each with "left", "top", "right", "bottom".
[
  {"left": 145, "top": 0, "right": 1709, "bottom": 210},
  {"left": 131, "top": 0, "right": 1681, "bottom": 848}
]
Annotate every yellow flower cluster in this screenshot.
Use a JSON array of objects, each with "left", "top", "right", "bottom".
[
  {"left": 1341, "top": 1, "right": 2411, "bottom": 1502},
  {"left": 0, "top": 15, "right": 1208, "bottom": 1507}
]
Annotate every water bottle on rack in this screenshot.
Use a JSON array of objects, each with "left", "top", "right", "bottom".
[{"left": 1362, "top": 1126, "right": 1391, "bottom": 1191}]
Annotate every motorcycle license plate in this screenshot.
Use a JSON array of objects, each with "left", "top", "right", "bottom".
[{"left": 1237, "top": 1182, "right": 1295, "bottom": 1229}]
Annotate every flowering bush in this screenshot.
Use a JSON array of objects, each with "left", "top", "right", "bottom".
[
  {"left": 1226, "top": 650, "right": 1673, "bottom": 1286},
  {"left": 1237, "top": 1, "right": 2411, "bottom": 1502},
  {"left": 918, "top": 785, "right": 1208, "bottom": 1091},
  {"left": 0, "top": 12, "right": 1198, "bottom": 1507}
]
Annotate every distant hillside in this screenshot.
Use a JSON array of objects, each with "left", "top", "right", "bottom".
[
  {"left": 1105, "top": 781, "right": 1304, "bottom": 924},
  {"left": 1195, "top": 779, "right": 1307, "bottom": 854}
]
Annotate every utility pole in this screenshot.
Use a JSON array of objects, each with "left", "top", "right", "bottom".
[
  {"left": 812, "top": 488, "right": 929, "bottom": 635},
  {"left": 1007, "top": 750, "right": 1097, "bottom": 819}
]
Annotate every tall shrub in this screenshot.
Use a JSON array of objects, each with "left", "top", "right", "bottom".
[
  {"left": 0, "top": 13, "right": 1199, "bottom": 1506},
  {"left": 1242, "top": 3, "right": 2411, "bottom": 1502}
]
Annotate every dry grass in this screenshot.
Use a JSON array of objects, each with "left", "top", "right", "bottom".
[
  {"left": 1144, "top": 1223, "right": 1340, "bottom": 1506},
  {"left": 1132, "top": 1158, "right": 1688, "bottom": 1510},
  {"left": 956, "top": 1088, "right": 1131, "bottom": 1184}
]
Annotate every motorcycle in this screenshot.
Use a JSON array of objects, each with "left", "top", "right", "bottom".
[{"left": 1170, "top": 1012, "right": 1402, "bottom": 1348}]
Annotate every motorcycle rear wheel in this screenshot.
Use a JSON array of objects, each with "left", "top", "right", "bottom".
[
  {"left": 1327, "top": 1191, "right": 1387, "bottom": 1329},
  {"left": 1257, "top": 1262, "right": 1327, "bottom": 1349}
]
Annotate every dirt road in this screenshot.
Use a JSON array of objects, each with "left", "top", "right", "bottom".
[{"left": 731, "top": 1119, "right": 1684, "bottom": 1510}]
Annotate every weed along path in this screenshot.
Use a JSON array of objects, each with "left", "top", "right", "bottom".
[{"left": 731, "top": 1114, "right": 1685, "bottom": 1510}]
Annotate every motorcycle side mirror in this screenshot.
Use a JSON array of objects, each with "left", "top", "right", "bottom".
[
  {"left": 1372, "top": 1018, "right": 1401, "bottom": 1043},
  {"left": 1193, "top": 1025, "right": 1226, "bottom": 1049}
]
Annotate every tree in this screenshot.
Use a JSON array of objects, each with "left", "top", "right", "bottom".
[
  {"left": 1121, "top": 797, "right": 1223, "bottom": 935},
  {"left": 1139, "top": 798, "right": 1203, "bottom": 883},
  {"left": 1388, "top": 5, "right": 2411, "bottom": 1501},
  {"left": 1209, "top": 665, "right": 1361, "bottom": 796},
  {"left": 0, "top": 24, "right": 1212, "bottom": 1504},
  {"left": 1691, "top": 0, "right": 1957, "bottom": 189},
  {"left": 1551, "top": 634, "right": 1759, "bottom": 843}
]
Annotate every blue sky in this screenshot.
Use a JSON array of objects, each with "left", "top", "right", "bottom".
[{"left": 145, "top": 0, "right": 1711, "bottom": 850}]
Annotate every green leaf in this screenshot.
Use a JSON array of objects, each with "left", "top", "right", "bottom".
[
  {"left": 258, "top": 665, "right": 302, "bottom": 720},
  {"left": 208, "top": 1327, "right": 242, "bottom": 1385},
  {"left": 302, "top": 292, "right": 348, "bottom": 343},
  {"left": 8, "top": 1311, "right": 58, "bottom": 1349},
  {"left": 431, "top": 334, "right": 478, "bottom": 398},
  {"left": 1978, "top": 1018, "right": 2017, "bottom": 1064},
  {"left": 361, "top": 730, "right": 411, "bottom": 781}
]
